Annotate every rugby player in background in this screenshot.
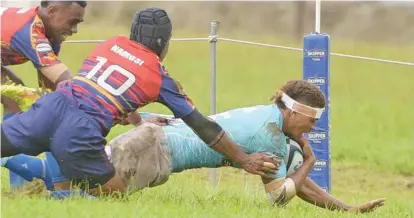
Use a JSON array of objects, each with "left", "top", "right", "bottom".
[{"left": 1, "top": 1, "right": 87, "bottom": 189}]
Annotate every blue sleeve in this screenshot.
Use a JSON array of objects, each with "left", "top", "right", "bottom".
[
  {"left": 10, "top": 18, "right": 61, "bottom": 69},
  {"left": 156, "top": 65, "right": 195, "bottom": 119}
]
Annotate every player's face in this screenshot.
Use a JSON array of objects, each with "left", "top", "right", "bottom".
[
  {"left": 46, "top": 3, "right": 85, "bottom": 43},
  {"left": 287, "top": 111, "right": 316, "bottom": 138}
]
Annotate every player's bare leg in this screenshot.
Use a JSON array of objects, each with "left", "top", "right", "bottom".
[{"left": 47, "top": 173, "right": 125, "bottom": 196}]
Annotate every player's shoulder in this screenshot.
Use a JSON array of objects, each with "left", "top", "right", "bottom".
[
  {"left": 1, "top": 7, "right": 38, "bottom": 18},
  {"left": 1, "top": 7, "right": 39, "bottom": 40},
  {"left": 104, "top": 35, "right": 130, "bottom": 44},
  {"left": 210, "top": 104, "right": 276, "bottom": 127},
  {"left": 261, "top": 104, "right": 284, "bottom": 128},
  {"left": 228, "top": 104, "right": 276, "bottom": 116},
  {"left": 97, "top": 35, "right": 127, "bottom": 48},
  {"left": 250, "top": 105, "right": 286, "bottom": 156},
  {"left": 102, "top": 35, "right": 154, "bottom": 53},
  {"left": 2, "top": 7, "right": 38, "bottom": 27},
  {"left": 235, "top": 104, "right": 283, "bottom": 128}
]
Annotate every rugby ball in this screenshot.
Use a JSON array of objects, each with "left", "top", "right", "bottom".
[{"left": 284, "top": 138, "right": 304, "bottom": 176}]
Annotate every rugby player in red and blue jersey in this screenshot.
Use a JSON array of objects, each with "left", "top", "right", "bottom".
[
  {"left": 1, "top": 1, "right": 86, "bottom": 190},
  {"left": 1, "top": 7, "right": 279, "bottom": 194},
  {"left": 1, "top": 1, "right": 86, "bottom": 91}
]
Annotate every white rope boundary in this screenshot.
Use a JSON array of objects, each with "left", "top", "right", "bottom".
[{"left": 64, "top": 37, "right": 414, "bottom": 67}]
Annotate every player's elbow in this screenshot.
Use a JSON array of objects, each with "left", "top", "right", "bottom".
[
  {"left": 39, "top": 64, "right": 72, "bottom": 85},
  {"left": 182, "top": 109, "right": 224, "bottom": 146}
]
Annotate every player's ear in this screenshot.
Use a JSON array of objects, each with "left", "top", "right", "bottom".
[{"left": 46, "top": 4, "right": 60, "bottom": 17}]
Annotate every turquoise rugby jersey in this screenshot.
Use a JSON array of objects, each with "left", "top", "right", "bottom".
[{"left": 139, "top": 104, "right": 288, "bottom": 180}]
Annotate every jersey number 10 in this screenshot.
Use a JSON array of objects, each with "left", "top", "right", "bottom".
[{"left": 85, "top": 56, "right": 136, "bottom": 96}]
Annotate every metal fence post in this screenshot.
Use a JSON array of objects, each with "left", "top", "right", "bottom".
[{"left": 209, "top": 20, "right": 220, "bottom": 188}]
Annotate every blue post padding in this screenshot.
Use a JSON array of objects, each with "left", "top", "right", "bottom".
[{"left": 303, "top": 32, "right": 332, "bottom": 193}]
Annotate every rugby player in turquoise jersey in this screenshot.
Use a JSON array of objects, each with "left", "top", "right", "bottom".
[{"left": 4, "top": 80, "right": 385, "bottom": 212}]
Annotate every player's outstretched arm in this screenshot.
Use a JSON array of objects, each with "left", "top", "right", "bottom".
[
  {"left": 263, "top": 141, "right": 316, "bottom": 206},
  {"left": 297, "top": 177, "right": 385, "bottom": 213},
  {"left": 157, "top": 74, "right": 279, "bottom": 177}
]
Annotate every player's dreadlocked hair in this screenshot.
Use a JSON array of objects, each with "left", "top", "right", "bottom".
[
  {"left": 40, "top": 1, "right": 88, "bottom": 8},
  {"left": 271, "top": 80, "right": 326, "bottom": 109}
]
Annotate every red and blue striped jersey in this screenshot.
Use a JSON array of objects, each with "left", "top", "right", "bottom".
[
  {"left": 1, "top": 7, "right": 61, "bottom": 68},
  {"left": 66, "top": 35, "right": 195, "bottom": 135}
]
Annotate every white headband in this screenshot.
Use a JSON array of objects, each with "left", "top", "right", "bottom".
[{"left": 281, "top": 92, "right": 325, "bottom": 119}]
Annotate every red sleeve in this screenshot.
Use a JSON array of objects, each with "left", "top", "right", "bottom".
[{"left": 10, "top": 15, "right": 61, "bottom": 69}]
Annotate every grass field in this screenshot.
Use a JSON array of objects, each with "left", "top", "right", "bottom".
[{"left": 1, "top": 24, "right": 414, "bottom": 217}]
